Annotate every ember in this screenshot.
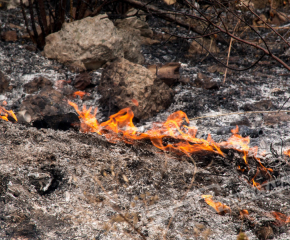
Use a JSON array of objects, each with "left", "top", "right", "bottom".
[
  {"left": 201, "top": 195, "right": 231, "bottom": 215},
  {"left": 271, "top": 211, "right": 290, "bottom": 226},
  {"left": 73, "top": 91, "right": 90, "bottom": 99},
  {"left": 131, "top": 98, "right": 139, "bottom": 107}
]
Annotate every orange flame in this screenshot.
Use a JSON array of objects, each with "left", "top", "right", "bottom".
[
  {"left": 0, "top": 106, "right": 17, "bottom": 122},
  {"left": 68, "top": 101, "right": 225, "bottom": 155},
  {"left": 219, "top": 126, "right": 250, "bottom": 164},
  {"left": 73, "top": 91, "right": 90, "bottom": 99},
  {"left": 202, "top": 195, "right": 231, "bottom": 215},
  {"left": 240, "top": 209, "right": 255, "bottom": 222},
  {"left": 251, "top": 168, "right": 262, "bottom": 190},
  {"left": 240, "top": 209, "right": 249, "bottom": 217},
  {"left": 271, "top": 211, "right": 290, "bottom": 225},
  {"left": 68, "top": 101, "right": 273, "bottom": 189},
  {"left": 284, "top": 149, "right": 290, "bottom": 157}
]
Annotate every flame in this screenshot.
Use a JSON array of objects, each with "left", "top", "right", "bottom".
[
  {"left": 219, "top": 126, "right": 250, "bottom": 164},
  {"left": 271, "top": 211, "right": 290, "bottom": 225},
  {"left": 73, "top": 91, "right": 90, "bottom": 99},
  {"left": 0, "top": 106, "right": 17, "bottom": 122},
  {"left": 68, "top": 101, "right": 225, "bottom": 155},
  {"left": 240, "top": 209, "right": 249, "bottom": 219},
  {"left": 68, "top": 101, "right": 273, "bottom": 189},
  {"left": 251, "top": 168, "right": 262, "bottom": 190},
  {"left": 201, "top": 195, "right": 231, "bottom": 215},
  {"left": 240, "top": 209, "right": 255, "bottom": 222},
  {"left": 284, "top": 149, "right": 290, "bottom": 157}
]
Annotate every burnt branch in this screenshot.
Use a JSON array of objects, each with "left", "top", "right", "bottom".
[{"left": 121, "top": 0, "right": 290, "bottom": 71}]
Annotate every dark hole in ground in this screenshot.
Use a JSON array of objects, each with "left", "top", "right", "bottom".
[
  {"left": 29, "top": 166, "right": 64, "bottom": 196},
  {"left": 32, "top": 112, "right": 80, "bottom": 131}
]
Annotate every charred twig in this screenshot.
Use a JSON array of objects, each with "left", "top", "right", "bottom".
[
  {"left": 191, "top": 38, "right": 265, "bottom": 71},
  {"left": 20, "top": 0, "right": 34, "bottom": 44},
  {"left": 28, "top": 0, "right": 45, "bottom": 49},
  {"left": 34, "top": 0, "right": 47, "bottom": 46},
  {"left": 270, "top": 143, "right": 279, "bottom": 158},
  {"left": 278, "top": 96, "right": 290, "bottom": 112},
  {"left": 121, "top": 0, "right": 290, "bottom": 71},
  {"left": 240, "top": 1, "right": 290, "bottom": 49},
  {"left": 184, "top": 0, "right": 290, "bottom": 71},
  {"left": 36, "top": 0, "right": 49, "bottom": 36}
]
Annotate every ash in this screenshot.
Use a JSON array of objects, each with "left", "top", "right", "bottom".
[{"left": 1, "top": 6, "right": 290, "bottom": 240}]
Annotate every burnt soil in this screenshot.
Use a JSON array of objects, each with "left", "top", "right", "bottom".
[{"left": 1, "top": 6, "right": 290, "bottom": 240}]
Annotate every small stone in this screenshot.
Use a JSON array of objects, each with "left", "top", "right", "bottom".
[
  {"left": 179, "top": 77, "right": 190, "bottom": 85},
  {"left": 23, "top": 76, "right": 53, "bottom": 94},
  {"left": 148, "top": 62, "right": 180, "bottom": 86},
  {"left": 9, "top": 23, "right": 24, "bottom": 30},
  {"left": 74, "top": 72, "right": 92, "bottom": 90},
  {"left": 230, "top": 116, "right": 251, "bottom": 127},
  {"left": 256, "top": 226, "right": 274, "bottom": 240},
  {"left": 243, "top": 100, "right": 276, "bottom": 111},
  {"left": 193, "top": 72, "right": 219, "bottom": 90},
  {"left": 24, "top": 45, "right": 37, "bottom": 52},
  {"left": 20, "top": 88, "right": 66, "bottom": 123},
  {"left": 1, "top": 30, "right": 17, "bottom": 42},
  {"left": 264, "top": 113, "right": 290, "bottom": 125}
]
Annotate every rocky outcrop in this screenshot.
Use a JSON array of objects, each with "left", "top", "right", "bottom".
[
  {"left": 43, "top": 14, "right": 144, "bottom": 71},
  {"left": 98, "top": 58, "right": 174, "bottom": 120}
]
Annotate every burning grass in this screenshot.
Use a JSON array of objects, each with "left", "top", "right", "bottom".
[{"left": 67, "top": 100, "right": 287, "bottom": 191}]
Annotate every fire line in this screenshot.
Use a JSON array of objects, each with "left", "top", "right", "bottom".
[{"left": 68, "top": 101, "right": 277, "bottom": 189}]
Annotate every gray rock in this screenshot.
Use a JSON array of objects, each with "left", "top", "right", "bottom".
[
  {"left": 43, "top": 14, "right": 144, "bottom": 70},
  {"left": 99, "top": 58, "right": 174, "bottom": 120}
]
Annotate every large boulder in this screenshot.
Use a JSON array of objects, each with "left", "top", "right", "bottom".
[
  {"left": 98, "top": 58, "right": 174, "bottom": 120},
  {"left": 43, "top": 14, "right": 144, "bottom": 70}
]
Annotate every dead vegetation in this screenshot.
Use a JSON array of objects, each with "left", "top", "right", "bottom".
[{"left": 19, "top": 0, "right": 290, "bottom": 71}]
